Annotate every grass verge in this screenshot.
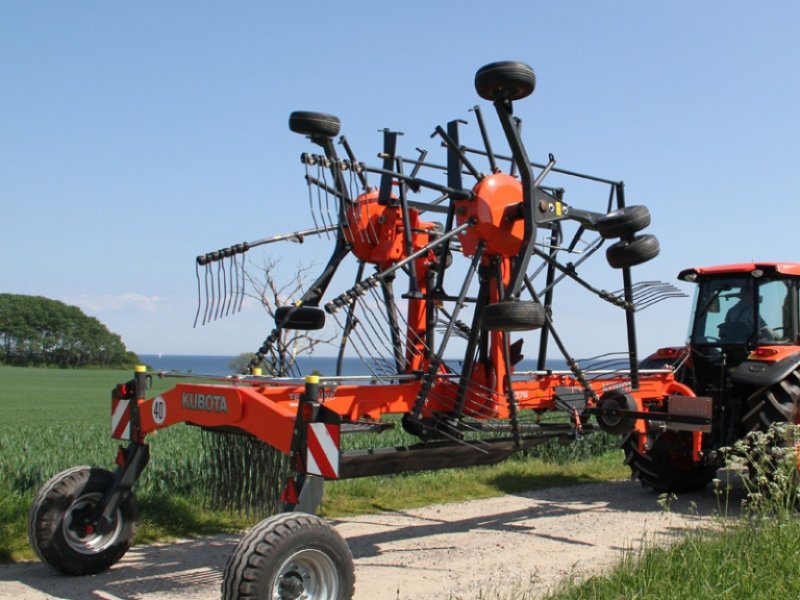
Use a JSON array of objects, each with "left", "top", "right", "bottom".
[{"left": 545, "top": 518, "right": 800, "bottom": 600}]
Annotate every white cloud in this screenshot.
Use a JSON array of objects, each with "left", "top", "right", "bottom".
[{"left": 66, "top": 293, "right": 161, "bottom": 313}]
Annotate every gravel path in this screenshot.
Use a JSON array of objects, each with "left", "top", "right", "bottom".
[{"left": 0, "top": 480, "right": 738, "bottom": 600}]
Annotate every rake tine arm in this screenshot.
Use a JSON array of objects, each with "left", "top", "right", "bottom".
[
  {"left": 408, "top": 147, "right": 428, "bottom": 179},
  {"left": 470, "top": 105, "right": 499, "bottom": 173},
  {"left": 359, "top": 164, "right": 474, "bottom": 200},
  {"left": 304, "top": 174, "right": 348, "bottom": 202},
  {"left": 339, "top": 135, "right": 368, "bottom": 190},
  {"left": 325, "top": 220, "right": 472, "bottom": 313}
]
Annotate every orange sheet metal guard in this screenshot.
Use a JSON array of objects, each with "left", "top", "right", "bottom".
[{"left": 118, "top": 368, "right": 694, "bottom": 459}]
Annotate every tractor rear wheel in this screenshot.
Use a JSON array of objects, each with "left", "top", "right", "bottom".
[
  {"left": 275, "top": 305, "right": 327, "bottom": 330},
  {"left": 621, "top": 432, "right": 716, "bottom": 493},
  {"left": 481, "top": 300, "right": 545, "bottom": 331},
  {"left": 28, "top": 466, "right": 137, "bottom": 575},
  {"left": 596, "top": 205, "right": 651, "bottom": 239},
  {"left": 606, "top": 234, "right": 660, "bottom": 269},
  {"left": 742, "top": 369, "right": 800, "bottom": 432},
  {"left": 474, "top": 61, "right": 536, "bottom": 102},
  {"left": 289, "top": 111, "right": 341, "bottom": 138},
  {"left": 222, "top": 512, "right": 354, "bottom": 600}
]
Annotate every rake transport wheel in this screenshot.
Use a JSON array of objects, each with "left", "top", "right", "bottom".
[
  {"left": 742, "top": 369, "right": 800, "bottom": 432},
  {"left": 222, "top": 512, "right": 355, "bottom": 600},
  {"left": 475, "top": 61, "right": 536, "bottom": 101},
  {"left": 28, "top": 466, "right": 137, "bottom": 575},
  {"left": 595, "top": 390, "right": 637, "bottom": 436},
  {"left": 621, "top": 432, "right": 716, "bottom": 493},
  {"left": 596, "top": 205, "right": 651, "bottom": 239},
  {"left": 481, "top": 300, "right": 545, "bottom": 331},
  {"left": 289, "top": 111, "right": 341, "bottom": 138},
  {"left": 606, "top": 234, "right": 660, "bottom": 269}
]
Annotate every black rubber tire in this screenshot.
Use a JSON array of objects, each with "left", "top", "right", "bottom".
[
  {"left": 742, "top": 369, "right": 800, "bottom": 432},
  {"left": 222, "top": 512, "right": 355, "bottom": 600},
  {"left": 595, "top": 390, "right": 637, "bottom": 435},
  {"left": 606, "top": 234, "right": 660, "bottom": 269},
  {"left": 480, "top": 300, "right": 545, "bottom": 331},
  {"left": 28, "top": 466, "right": 137, "bottom": 575},
  {"left": 621, "top": 432, "right": 717, "bottom": 493},
  {"left": 275, "top": 305, "right": 326, "bottom": 330},
  {"left": 596, "top": 205, "right": 651, "bottom": 239},
  {"left": 289, "top": 111, "right": 341, "bottom": 138},
  {"left": 475, "top": 61, "right": 536, "bottom": 102}
]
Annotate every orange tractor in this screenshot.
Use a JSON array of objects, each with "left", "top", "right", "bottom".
[{"left": 31, "top": 61, "right": 792, "bottom": 600}]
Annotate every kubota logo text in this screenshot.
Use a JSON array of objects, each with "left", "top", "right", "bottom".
[{"left": 181, "top": 392, "right": 229, "bottom": 413}]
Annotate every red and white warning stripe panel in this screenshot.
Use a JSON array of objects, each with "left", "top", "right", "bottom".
[
  {"left": 111, "top": 397, "right": 131, "bottom": 440},
  {"left": 306, "top": 422, "right": 340, "bottom": 479}
]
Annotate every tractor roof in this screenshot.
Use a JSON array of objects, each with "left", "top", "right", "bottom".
[{"left": 678, "top": 262, "right": 800, "bottom": 281}]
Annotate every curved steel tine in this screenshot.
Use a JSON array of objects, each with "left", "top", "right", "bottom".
[
  {"left": 321, "top": 164, "right": 337, "bottom": 239},
  {"left": 202, "top": 263, "right": 212, "bottom": 326},
  {"left": 224, "top": 255, "right": 236, "bottom": 317},
  {"left": 193, "top": 262, "right": 203, "bottom": 328},
  {"left": 305, "top": 163, "right": 321, "bottom": 233}
]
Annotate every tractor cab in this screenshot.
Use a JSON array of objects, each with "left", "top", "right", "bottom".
[{"left": 683, "top": 263, "right": 800, "bottom": 358}]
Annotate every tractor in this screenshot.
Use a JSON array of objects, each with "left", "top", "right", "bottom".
[{"left": 619, "top": 262, "right": 800, "bottom": 492}]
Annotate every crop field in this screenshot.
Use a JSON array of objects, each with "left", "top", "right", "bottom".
[{"left": 0, "top": 365, "right": 624, "bottom": 561}]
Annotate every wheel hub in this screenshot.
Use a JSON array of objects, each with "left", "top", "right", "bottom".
[
  {"left": 62, "top": 492, "right": 122, "bottom": 555},
  {"left": 273, "top": 549, "right": 338, "bottom": 600}
]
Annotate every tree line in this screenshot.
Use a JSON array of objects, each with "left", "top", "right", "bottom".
[{"left": 0, "top": 294, "right": 138, "bottom": 368}]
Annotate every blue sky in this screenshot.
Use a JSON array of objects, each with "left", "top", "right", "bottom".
[{"left": 2, "top": 2, "right": 798, "bottom": 359}]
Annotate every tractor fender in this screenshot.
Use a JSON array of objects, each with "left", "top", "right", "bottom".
[{"left": 731, "top": 350, "right": 800, "bottom": 388}]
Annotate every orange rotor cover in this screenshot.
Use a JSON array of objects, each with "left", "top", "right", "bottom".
[{"left": 455, "top": 173, "right": 524, "bottom": 257}]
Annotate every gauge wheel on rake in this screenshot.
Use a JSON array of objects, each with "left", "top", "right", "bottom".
[
  {"left": 28, "top": 466, "right": 137, "bottom": 575},
  {"left": 222, "top": 512, "right": 355, "bottom": 600},
  {"left": 606, "top": 234, "right": 660, "bottom": 269},
  {"left": 622, "top": 431, "right": 717, "bottom": 493},
  {"left": 275, "top": 305, "right": 327, "bottom": 331},
  {"left": 595, "top": 390, "right": 638, "bottom": 435},
  {"left": 481, "top": 300, "right": 545, "bottom": 331},
  {"left": 289, "top": 111, "right": 341, "bottom": 138},
  {"left": 475, "top": 61, "right": 536, "bottom": 102},
  {"left": 596, "top": 205, "right": 651, "bottom": 240},
  {"left": 742, "top": 368, "right": 800, "bottom": 432}
]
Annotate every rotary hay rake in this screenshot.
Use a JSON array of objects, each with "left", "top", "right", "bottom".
[{"left": 28, "top": 61, "right": 707, "bottom": 599}]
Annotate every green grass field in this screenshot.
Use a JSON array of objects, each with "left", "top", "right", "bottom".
[{"left": 0, "top": 365, "right": 626, "bottom": 563}]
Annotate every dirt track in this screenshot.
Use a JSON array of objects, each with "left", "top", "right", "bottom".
[{"left": 0, "top": 480, "right": 738, "bottom": 600}]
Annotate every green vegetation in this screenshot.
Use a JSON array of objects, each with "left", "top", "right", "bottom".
[
  {"left": 544, "top": 520, "right": 800, "bottom": 600},
  {"left": 0, "top": 364, "right": 626, "bottom": 562},
  {"left": 538, "top": 424, "right": 800, "bottom": 600},
  {"left": 0, "top": 294, "right": 138, "bottom": 368}
]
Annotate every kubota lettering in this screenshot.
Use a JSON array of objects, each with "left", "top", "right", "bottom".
[{"left": 181, "top": 392, "right": 229, "bottom": 413}]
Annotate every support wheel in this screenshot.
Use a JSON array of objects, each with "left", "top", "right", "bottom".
[
  {"left": 596, "top": 205, "right": 651, "bottom": 239},
  {"left": 28, "top": 466, "right": 137, "bottom": 575},
  {"left": 223, "top": 512, "right": 354, "bottom": 600},
  {"left": 595, "top": 390, "right": 637, "bottom": 435},
  {"left": 742, "top": 369, "right": 800, "bottom": 432},
  {"left": 475, "top": 61, "right": 536, "bottom": 101},
  {"left": 606, "top": 234, "right": 660, "bottom": 269},
  {"left": 621, "top": 432, "right": 716, "bottom": 493},
  {"left": 481, "top": 300, "right": 545, "bottom": 331},
  {"left": 289, "top": 111, "right": 341, "bottom": 138},
  {"left": 275, "top": 306, "right": 327, "bottom": 330}
]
